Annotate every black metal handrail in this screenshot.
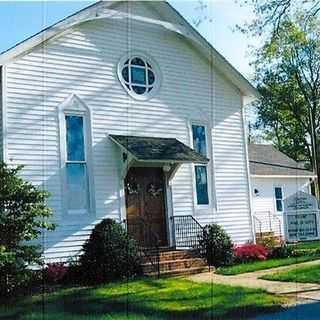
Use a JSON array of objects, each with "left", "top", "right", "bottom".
[
  {"left": 171, "top": 215, "right": 203, "bottom": 249},
  {"left": 125, "top": 217, "right": 160, "bottom": 278}
]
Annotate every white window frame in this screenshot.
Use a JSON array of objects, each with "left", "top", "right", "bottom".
[
  {"left": 274, "top": 185, "right": 284, "bottom": 213},
  {"left": 117, "top": 51, "right": 161, "bottom": 101},
  {"left": 58, "top": 94, "right": 95, "bottom": 217},
  {"left": 190, "top": 122, "right": 212, "bottom": 210}
]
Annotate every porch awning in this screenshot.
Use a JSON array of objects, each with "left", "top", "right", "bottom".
[{"left": 109, "top": 135, "right": 209, "bottom": 164}]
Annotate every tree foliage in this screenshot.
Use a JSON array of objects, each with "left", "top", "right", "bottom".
[
  {"left": 239, "top": 0, "right": 320, "bottom": 36},
  {"left": 0, "top": 163, "right": 55, "bottom": 296},
  {"left": 252, "top": 14, "right": 320, "bottom": 183}
]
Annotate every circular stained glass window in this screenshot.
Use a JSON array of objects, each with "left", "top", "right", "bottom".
[{"left": 118, "top": 53, "right": 160, "bottom": 100}]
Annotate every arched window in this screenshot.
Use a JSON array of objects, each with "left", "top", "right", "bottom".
[
  {"left": 59, "top": 94, "right": 94, "bottom": 216},
  {"left": 118, "top": 52, "right": 161, "bottom": 100}
]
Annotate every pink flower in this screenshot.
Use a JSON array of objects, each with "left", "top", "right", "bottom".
[
  {"left": 44, "top": 262, "right": 68, "bottom": 283},
  {"left": 233, "top": 244, "right": 268, "bottom": 262}
]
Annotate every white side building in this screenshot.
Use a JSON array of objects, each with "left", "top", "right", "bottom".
[{"left": 249, "top": 144, "right": 315, "bottom": 239}]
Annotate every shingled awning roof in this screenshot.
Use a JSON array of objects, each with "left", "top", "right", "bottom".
[
  {"left": 109, "top": 135, "right": 209, "bottom": 164},
  {"left": 249, "top": 144, "right": 315, "bottom": 177}
]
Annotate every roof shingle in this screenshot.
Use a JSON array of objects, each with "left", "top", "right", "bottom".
[
  {"left": 248, "top": 144, "right": 314, "bottom": 177},
  {"left": 110, "top": 135, "right": 209, "bottom": 164}
]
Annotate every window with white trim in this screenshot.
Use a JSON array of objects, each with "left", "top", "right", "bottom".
[
  {"left": 65, "top": 114, "right": 90, "bottom": 215},
  {"left": 118, "top": 53, "right": 160, "bottom": 100},
  {"left": 192, "top": 124, "right": 209, "bottom": 206},
  {"left": 274, "top": 186, "right": 284, "bottom": 212}
]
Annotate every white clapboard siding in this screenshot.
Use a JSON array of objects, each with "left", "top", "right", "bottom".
[
  {"left": 251, "top": 177, "right": 311, "bottom": 237},
  {"left": 4, "top": 3, "right": 253, "bottom": 261}
]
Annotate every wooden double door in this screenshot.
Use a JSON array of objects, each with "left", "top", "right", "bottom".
[{"left": 125, "top": 167, "right": 167, "bottom": 247}]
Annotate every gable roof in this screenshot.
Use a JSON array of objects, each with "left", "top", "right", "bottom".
[
  {"left": 248, "top": 144, "right": 315, "bottom": 177},
  {"left": 109, "top": 135, "right": 209, "bottom": 164},
  {"left": 0, "top": 1, "right": 258, "bottom": 102}
]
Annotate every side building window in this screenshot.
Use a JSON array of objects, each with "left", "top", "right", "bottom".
[
  {"left": 65, "top": 115, "right": 90, "bottom": 215},
  {"left": 274, "top": 186, "right": 283, "bottom": 212},
  {"left": 192, "top": 124, "right": 209, "bottom": 206}
]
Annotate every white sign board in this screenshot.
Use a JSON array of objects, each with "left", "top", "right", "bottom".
[
  {"left": 284, "top": 192, "right": 320, "bottom": 242},
  {"left": 284, "top": 191, "right": 318, "bottom": 211},
  {"left": 286, "top": 212, "right": 318, "bottom": 240}
]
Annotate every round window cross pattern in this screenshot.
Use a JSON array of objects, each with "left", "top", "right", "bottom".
[{"left": 118, "top": 53, "right": 160, "bottom": 100}]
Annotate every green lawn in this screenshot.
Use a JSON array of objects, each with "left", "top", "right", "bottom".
[
  {"left": 217, "top": 255, "right": 320, "bottom": 275},
  {"left": 0, "top": 277, "right": 285, "bottom": 320},
  {"left": 261, "top": 263, "right": 320, "bottom": 284},
  {"left": 289, "top": 240, "right": 320, "bottom": 251}
]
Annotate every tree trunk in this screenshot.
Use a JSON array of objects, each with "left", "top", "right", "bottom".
[
  {"left": 309, "top": 108, "right": 320, "bottom": 199},
  {"left": 316, "top": 138, "right": 320, "bottom": 199}
]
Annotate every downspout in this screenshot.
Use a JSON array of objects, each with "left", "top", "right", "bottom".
[{"left": 241, "top": 95, "right": 256, "bottom": 244}]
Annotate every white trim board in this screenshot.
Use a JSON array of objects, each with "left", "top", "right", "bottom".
[
  {"left": 251, "top": 175, "right": 316, "bottom": 179},
  {"left": 242, "top": 97, "right": 256, "bottom": 243}
]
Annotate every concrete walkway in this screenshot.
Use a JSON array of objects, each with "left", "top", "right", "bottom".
[{"left": 188, "top": 259, "right": 320, "bottom": 302}]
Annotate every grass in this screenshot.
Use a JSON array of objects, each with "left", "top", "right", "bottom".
[
  {"left": 217, "top": 255, "right": 320, "bottom": 275},
  {"left": 288, "top": 240, "right": 320, "bottom": 251},
  {"left": 0, "top": 277, "right": 285, "bottom": 320},
  {"left": 261, "top": 262, "right": 320, "bottom": 284}
]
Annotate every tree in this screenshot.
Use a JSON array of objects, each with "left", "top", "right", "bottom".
[
  {"left": 239, "top": 0, "right": 320, "bottom": 36},
  {"left": 253, "top": 15, "right": 320, "bottom": 196},
  {"left": 0, "top": 163, "right": 55, "bottom": 296}
]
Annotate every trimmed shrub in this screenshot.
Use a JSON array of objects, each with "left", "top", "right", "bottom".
[
  {"left": 233, "top": 244, "right": 268, "bottom": 262},
  {"left": 269, "top": 245, "right": 294, "bottom": 259},
  {"left": 198, "top": 224, "right": 234, "bottom": 267},
  {"left": 79, "top": 219, "right": 141, "bottom": 284}
]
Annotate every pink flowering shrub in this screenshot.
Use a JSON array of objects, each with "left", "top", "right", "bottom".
[
  {"left": 44, "top": 262, "right": 68, "bottom": 283},
  {"left": 233, "top": 244, "right": 268, "bottom": 262}
]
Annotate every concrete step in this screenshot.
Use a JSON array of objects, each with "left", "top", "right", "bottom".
[
  {"left": 147, "top": 266, "right": 210, "bottom": 277},
  {"left": 140, "top": 248, "right": 208, "bottom": 277},
  {"left": 256, "top": 233, "right": 282, "bottom": 243},
  {"left": 256, "top": 232, "right": 275, "bottom": 237},
  {"left": 141, "top": 250, "right": 199, "bottom": 263},
  {"left": 142, "top": 257, "right": 206, "bottom": 273}
]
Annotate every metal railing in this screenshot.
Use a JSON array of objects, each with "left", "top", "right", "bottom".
[
  {"left": 126, "top": 217, "right": 160, "bottom": 278},
  {"left": 253, "top": 210, "right": 283, "bottom": 240},
  {"left": 273, "top": 214, "right": 282, "bottom": 240},
  {"left": 254, "top": 215, "right": 263, "bottom": 239},
  {"left": 171, "top": 215, "right": 203, "bottom": 249}
]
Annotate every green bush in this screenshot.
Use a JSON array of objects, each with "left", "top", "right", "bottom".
[
  {"left": 256, "top": 236, "right": 278, "bottom": 253},
  {"left": 0, "top": 163, "right": 55, "bottom": 297},
  {"left": 269, "top": 245, "right": 294, "bottom": 259},
  {"left": 79, "top": 218, "right": 141, "bottom": 284},
  {"left": 291, "top": 248, "right": 320, "bottom": 257},
  {"left": 198, "top": 224, "right": 233, "bottom": 267}
]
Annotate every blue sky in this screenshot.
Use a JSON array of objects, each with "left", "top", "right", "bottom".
[{"left": 0, "top": 1, "right": 257, "bottom": 79}]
